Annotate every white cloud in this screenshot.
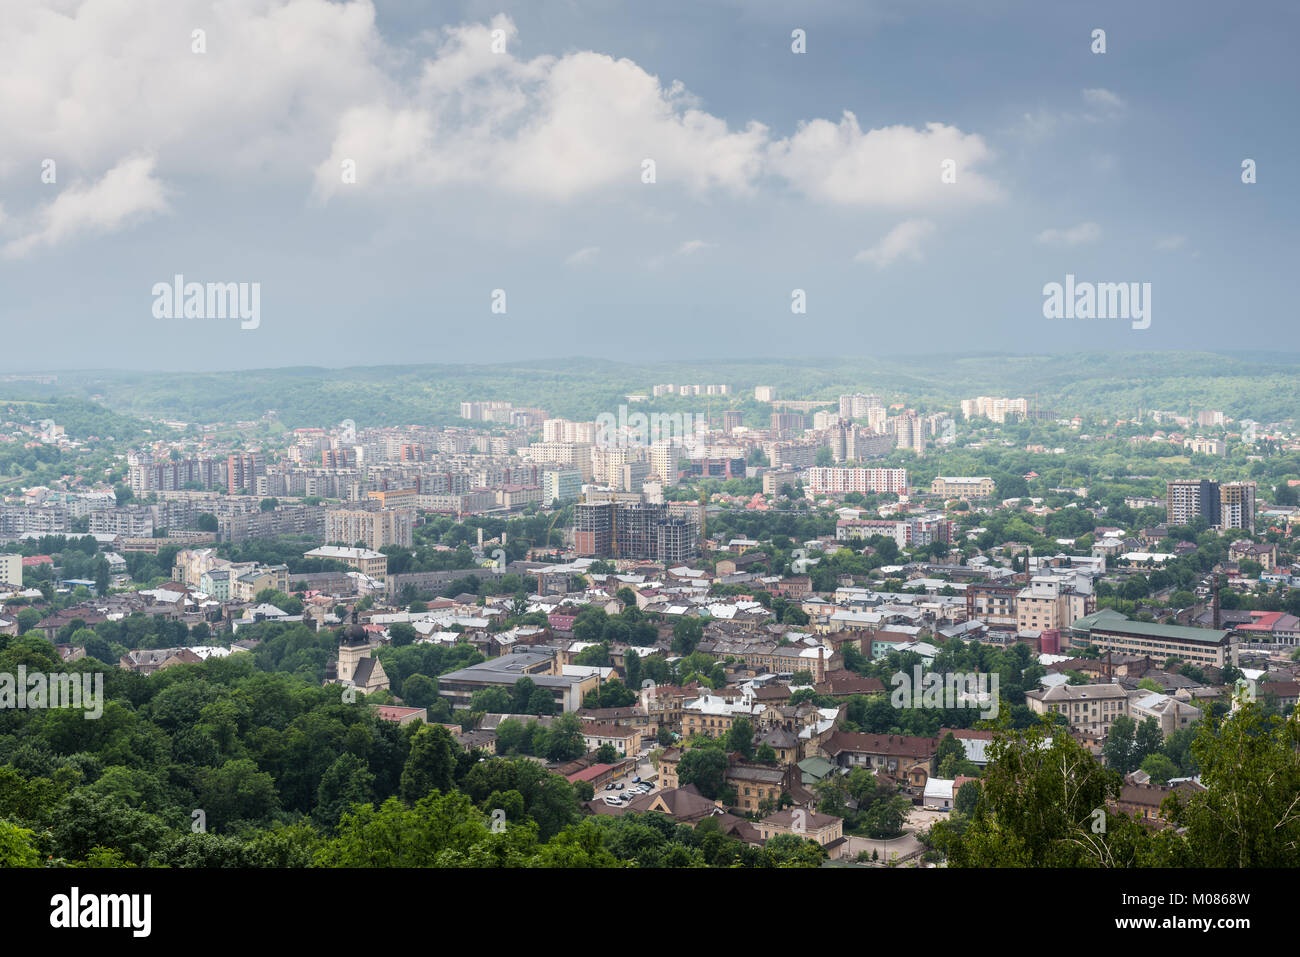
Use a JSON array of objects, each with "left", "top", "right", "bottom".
[
  {"left": 1082, "top": 88, "right": 1126, "bottom": 112},
  {"left": 565, "top": 246, "right": 600, "bottom": 265},
  {"left": 1155, "top": 234, "right": 1187, "bottom": 251},
  {"left": 3, "top": 155, "right": 168, "bottom": 258},
  {"left": 0, "top": 2, "right": 1004, "bottom": 249},
  {"left": 854, "top": 219, "right": 936, "bottom": 268},
  {"left": 676, "top": 239, "right": 715, "bottom": 256},
  {"left": 1035, "top": 222, "right": 1101, "bottom": 246},
  {"left": 1014, "top": 89, "right": 1126, "bottom": 142},
  {"left": 769, "top": 114, "right": 999, "bottom": 207}
]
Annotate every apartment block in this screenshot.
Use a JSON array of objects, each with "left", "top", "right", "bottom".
[
  {"left": 931, "top": 476, "right": 996, "bottom": 499},
  {"left": 805, "top": 467, "right": 908, "bottom": 496},
  {"left": 325, "top": 508, "right": 413, "bottom": 550}
]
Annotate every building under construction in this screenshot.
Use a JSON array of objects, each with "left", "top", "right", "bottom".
[{"left": 575, "top": 497, "right": 699, "bottom": 563}]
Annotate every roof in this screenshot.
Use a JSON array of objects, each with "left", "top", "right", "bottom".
[
  {"left": 1088, "top": 616, "right": 1231, "bottom": 645},
  {"left": 1027, "top": 682, "right": 1129, "bottom": 702},
  {"left": 822, "top": 731, "right": 938, "bottom": 760},
  {"left": 761, "top": 808, "right": 840, "bottom": 830}
]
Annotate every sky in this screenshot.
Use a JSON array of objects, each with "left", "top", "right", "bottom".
[{"left": 0, "top": 0, "right": 1296, "bottom": 371}]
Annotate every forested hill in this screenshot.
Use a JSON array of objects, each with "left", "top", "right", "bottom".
[{"left": 4, "top": 352, "right": 1299, "bottom": 429}]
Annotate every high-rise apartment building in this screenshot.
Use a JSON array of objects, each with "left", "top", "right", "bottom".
[
  {"left": 227, "top": 453, "right": 266, "bottom": 495},
  {"left": 574, "top": 499, "right": 698, "bottom": 561},
  {"left": 894, "top": 412, "right": 926, "bottom": 456},
  {"left": 1166, "top": 480, "right": 1221, "bottom": 528},
  {"left": 325, "top": 508, "right": 413, "bottom": 549},
  {"left": 1219, "top": 481, "right": 1256, "bottom": 533},
  {"left": 838, "top": 393, "right": 884, "bottom": 420},
  {"left": 542, "top": 469, "right": 583, "bottom": 505}
]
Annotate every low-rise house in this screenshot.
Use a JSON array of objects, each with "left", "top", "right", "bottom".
[
  {"left": 726, "top": 762, "right": 791, "bottom": 814},
  {"left": 1129, "top": 692, "right": 1201, "bottom": 737},
  {"left": 581, "top": 721, "right": 643, "bottom": 756},
  {"left": 757, "top": 808, "right": 845, "bottom": 852},
  {"left": 372, "top": 705, "right": 428, "bottom": 726},
  {"left": 119, "top": 647, "right": 203, "bottom": 675},
  {"left": 923, "top": 777, "right": 956, "bottom": 810},
  {"left": 1112, "top": 780, "right": 1205, "bottom": 828},
  {"left": 819, "top": 731, "right": 939, "bottom": 789}
]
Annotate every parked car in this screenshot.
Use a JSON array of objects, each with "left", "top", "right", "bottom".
[
  {"left": 615, "top": 782, "right": 624, "bottom": 790},
  {"left": 604, "top": 783, "right": 615, "bottom": 791},
  {"left": 632, "top": 776, "right": 641, "bottom": 784}
]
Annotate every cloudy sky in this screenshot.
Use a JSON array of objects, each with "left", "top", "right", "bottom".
[{"left": 1, "top": 0, "right": 1296, "bottom": 371}]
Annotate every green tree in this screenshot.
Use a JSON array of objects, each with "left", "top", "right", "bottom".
[
  {"left": 544, "top": 712, "right": 586, "bottom": 763},
  {"left": 400, "top": 724, "right": 460, "bottom": 803},
  {"left": 1102, "top": 715, "right": 1139, "bottom": 774},
  {"left": 676, "top": 746, "right": 729, "bottom": 801},
  {"left": 1164, "top": 702, "right": 1300, "bottom": 866},
  {"left": 954, "top": 779, "right": 982, "bottom": 815},
  {"left": 401, "top": 673, "right": 438, "bottom": 709},
  {"left": 315, "top": 753, "right": 376, "bottom": 829},
  {"left": 725, "top": 716, "right": 755, "bottom": 760},
  {"left": 1139, "top": 753, "right": 1178, "bottom": 786},
  {"left": 671, "top": 617, "right": 704, "bottom": 655}
]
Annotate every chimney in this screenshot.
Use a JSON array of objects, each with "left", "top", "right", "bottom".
[{"left": 1212, "top": 575, "right": 1221, "bottom": 630}]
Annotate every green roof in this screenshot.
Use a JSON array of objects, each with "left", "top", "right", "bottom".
[
  {"left": 1068, "top": 608, "right": 1128, "bottom": 633},
  {"left": 798, "top": 756, "right": 836, "bottom": 782},
  {"left": 1084, "top": 613, "right": 1230, "bottom": 644}
]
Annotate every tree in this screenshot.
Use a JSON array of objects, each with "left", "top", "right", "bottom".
[
  {"left": 401, "top": 673, "right": 438, "bottom": 709},
  {"left": 315, "top": 753, "right": 376, "bottom": 829},
  {"left": 196, "top": 759, "right": 281, "bottom": 831},
  {"left": 954, "top": 779, "right": 981, "bottom": 815},
  {"left": 671, "top": 617, "right": 704, "bottom": 655},
  {"left": 93, "top": 556, "right": 110, "bottom": 596},
  {"left": 931, "top": 720, "right": 1145, "bottom": 867},
  {"left": 1163, "top": 701, "right": 1300, "bottom": 867},
  {"left": 388, "top": 622, "right": 417, "bottom": 647},
  {"left": 527, "top": 688, "right": 556, "bottom": 716},
  {"left": 1102, "top": 715, "right": 1139, "bottom": 774},
  {"left": 596, "top": 744, "right": 618, "bottom": 764},
  {"left": 864, "top": 794, "right": 911, "bottom": 839},
  {"left": 544, "top": 713, "right": 586, "bottom": 763},
  {"left": 1139, "top": 753, "right": 1178, "bottom": 786},
  {"left": 936, "top": 732, "right": 965, "bottom": 768},
  {"left": 0, "top": 821, "right": 41, "bottom": 868},
  {"left": 400, "top": 724, "right": 459, "bottom": 803},
  {"left": 512, "top": 677, "right": 538, "bottom": 713},
  {"left": 1134, "top": 717, "right": 1164, "bottom": 765},
  {"left": 676, "top": 746, "right": 729, "bottom": 801},
  {"left": 763, "top": 833, "right": 825, "bottom": 867},
  {"left": 725, "top": 716, "right": 755, "bottom": 760}
]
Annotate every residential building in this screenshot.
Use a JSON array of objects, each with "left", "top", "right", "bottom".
[
  {"left": 1025, "top": 682, "right": 1130, "bottom": 738},
  {"left": 931, "top": 476, "right": 996, "bottom": 499},
  {"left": 304, "top": 545, "right": 388, "bottom": 581}
]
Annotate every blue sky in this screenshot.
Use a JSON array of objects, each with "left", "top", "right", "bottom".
[{"left": 1, "top": 0, "right": 1296, "bottom": 370}]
